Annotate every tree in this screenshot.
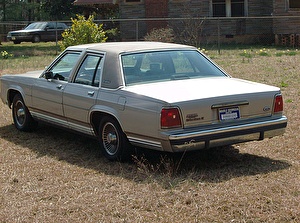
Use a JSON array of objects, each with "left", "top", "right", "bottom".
[
  {"left": 1, "top": 0, "right": 45, "bottom": 21},
  {"left": 42, "top": 0, "right": 81, "bottom": 20}
]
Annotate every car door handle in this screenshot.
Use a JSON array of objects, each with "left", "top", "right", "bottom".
[
  {"left": 56, "top": 84, "right": 63, "bottom": 90},
  {"left": 88, "top": 91, "right": 95, "bottom": 96}
]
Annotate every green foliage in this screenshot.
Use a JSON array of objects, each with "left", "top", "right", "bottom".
[
  {"left": 280, "top": 81, "right": 289, "bottom": 88},
  {"left": 256, "top": 48, "right": 270, "bottom": 56},
  {"left": 60, "top": 15, "right": 107, "bottom": 50},
  {"left": 1, "top": 50, "right": 13, "bottom": 59},
  {"left": 144, "top": 28, "right": 175, "bottom": 43},
  {"left": 42, "top": 0, "right": 81, "bottom": 20},
  {"left": 275, "top": 50, "right": 298, "bottom": 57},
  {"left": 239, "top": 49, "right": 253, "bottom": 58}
]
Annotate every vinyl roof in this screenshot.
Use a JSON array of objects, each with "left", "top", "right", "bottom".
[{"left": 68, "top": 41, "right": 196, "bottom": 54}]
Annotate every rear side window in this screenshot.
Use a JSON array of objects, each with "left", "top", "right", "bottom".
[{"left": 74, "top": 55, "right": 102, "bottom": 87}]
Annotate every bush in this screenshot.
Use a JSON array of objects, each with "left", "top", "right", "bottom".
[
  {"left": 60, "top": 15, "right": 107, "bottom": 50},
  {"left": 144, "top": 27, "right": 175, "bottom": 43},
  {"left": 1, "top": 50, "right": 13, "bottom": 59}
]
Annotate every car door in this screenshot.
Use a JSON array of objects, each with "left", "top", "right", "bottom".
[
  {"left": 31, "top": 51, "right": 82, "bottom": 127},
  {"left": 63, "top": 53, "right": 103, "bottom": 135},
  {"left": 44, "top": 22, "right": 56, "bottom": 41}
]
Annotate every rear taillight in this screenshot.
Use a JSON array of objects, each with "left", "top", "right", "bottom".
[
  {"left": 161, "top": 107, "right": 182, "bottom": 129},
  {"left": 273, "top": 94, "right": 283, "bottom": 113}
]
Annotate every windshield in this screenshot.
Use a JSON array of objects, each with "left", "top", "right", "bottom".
[
  {"left": 121, "top": 50, "right": 226, "bottom": 86},
  {"left": 25, "top": 22, "right": 46, "bottom": 30}
]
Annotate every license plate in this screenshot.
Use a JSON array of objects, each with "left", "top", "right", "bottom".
[
  {"left": 12, "top": 37, "right": 16, "bottom": 40},
  {"left": 219, "top": 107, "right": 240, "bottom": 121}
]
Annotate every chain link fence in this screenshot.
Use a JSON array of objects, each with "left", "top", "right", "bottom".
[{"left": 1, "top": 16, "right": 300, "bottom": 49}]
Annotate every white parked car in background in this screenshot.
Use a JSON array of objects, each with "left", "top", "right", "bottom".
[{"left": 0, "top": 42, "right": 287, "bottom": 161}]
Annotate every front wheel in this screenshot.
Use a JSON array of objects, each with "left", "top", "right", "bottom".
[
  {"left": 12, "top": 94, "right": 37, "bottom": 131},
  {"left": 99, "top": 117, "right": 131, "bottom": 161}
]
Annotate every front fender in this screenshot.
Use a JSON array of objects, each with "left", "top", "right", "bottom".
[{"left": 6, "top": 85, "right": 27, "bottom": 108}]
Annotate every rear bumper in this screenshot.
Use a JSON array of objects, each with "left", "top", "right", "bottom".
[{"left": 167, "top": 116, "right": 287, "bottom": 152}]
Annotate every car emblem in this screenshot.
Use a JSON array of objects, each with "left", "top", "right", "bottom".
[{"left": 186, "top": 113, "right": 204, "bottom": 122}]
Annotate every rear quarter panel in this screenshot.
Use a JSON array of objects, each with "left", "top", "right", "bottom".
[{"left": 96, "top": 88, "right": 165, "bottom": 140}]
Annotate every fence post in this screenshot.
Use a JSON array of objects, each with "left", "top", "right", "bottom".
[
  {"left": 136, "top": 20, "right": 139, "bottom": 41},
  {"left": 218, "top": 18, "right": 221, "bottom": 54}
]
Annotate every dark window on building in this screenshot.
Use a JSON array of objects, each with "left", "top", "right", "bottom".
[
  {"left": 213, "top": 0, "right": 226, "bottom": 17},
  {"left": 290, "top": 0, "right": 300, "bottom": 8},
  {"left": 231, "top": 0, "right": 244, "bottom": 17}
]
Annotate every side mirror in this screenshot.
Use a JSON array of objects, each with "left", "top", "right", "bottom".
[{"left": 44, "top": 71, "right": 53, "bottom": 79}]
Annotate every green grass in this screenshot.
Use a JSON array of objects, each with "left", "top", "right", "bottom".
[
  {"left": 0, "top": 42, "right": 299, "bottom": 222},
  {"left": 0, "top": 42, "right": 59, "bottom": 74}
]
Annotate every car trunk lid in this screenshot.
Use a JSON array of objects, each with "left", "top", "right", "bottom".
[{"left": 125, "top": 77, "right": 280, "bottom": 127}]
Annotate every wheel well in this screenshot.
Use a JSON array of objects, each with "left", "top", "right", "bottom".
[
  {"left": 91, "top": 112, "right": 121, "bottom": 136},
  {"left": 7, "top": 90, "right": 21, "bottom": 108}
]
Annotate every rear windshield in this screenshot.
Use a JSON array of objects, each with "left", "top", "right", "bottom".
[{"left": 121, "top": 50, "right": 226, "bottom": 86}]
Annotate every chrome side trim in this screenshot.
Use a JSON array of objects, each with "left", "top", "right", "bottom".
[
  {"left": 68, "top": 121, "right": 95, "bottom": 136},
  {"left": 31, "top": 111, "right": 68, "bottom": 128},
  {"left": 31, "top": 111, "right": 95, "bottom": 136},
  {"left": 127, "top": 136, "right": 162, "bottom": 150}
]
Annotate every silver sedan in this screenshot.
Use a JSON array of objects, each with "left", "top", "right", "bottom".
[{"left": 0, "top": 42, "right": 287, "bottom": 161}]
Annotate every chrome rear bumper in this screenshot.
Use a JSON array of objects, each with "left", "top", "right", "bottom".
[{"left": 168, "top": 116, "right": 287, "bottom": 152}]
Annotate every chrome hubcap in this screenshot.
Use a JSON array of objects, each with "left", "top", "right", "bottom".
[
  {"left": 15, "top": 101, "right": 26, "bottom": 126},
  {"left": 102, "top": 122, "right": 119, "bottom": 156},
  {"left": 107, "top": 132, "right": 117, "bottom": 144}
]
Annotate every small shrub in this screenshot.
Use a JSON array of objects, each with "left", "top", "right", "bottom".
[
  {"left": 60, "top": 15, "right": 107, "bottom": 50},
  {"left": 144, "top": 27, "right": 175, "bottom": 43},
  {"left": 240, "top": 50, "right": 252, "bottom": 58},
  {"left": 105, "top": 27, "right": 120, "bottom": 41},
  {"left": 276, "top": 50, "right": 298, "bottom": 57},
  {"left": 1, "top": 51, "right": 13, "bottom": 59},
  {"left": 280, "top": 81, "right": 289, "bottom": 88},
  {"left": 256, "top": 48, "right": 270, "bottom": 56},
  {"left": 286, "top": 50, "right": 297, "bottom": 56}
]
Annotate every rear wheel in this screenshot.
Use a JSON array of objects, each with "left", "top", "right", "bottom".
[
  {"left": 99, "top": 117, "right": 131, "bottom": 161},
  {"left": 12, "top": 94, "right": 37, "bottom": 131}
]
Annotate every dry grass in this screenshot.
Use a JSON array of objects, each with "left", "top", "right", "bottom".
[
  {"left": 0, "top": 43, "right": 299, "bottom": 222},
  {"left": 0, "top": 42, "right": 59, "bottom": 74}
]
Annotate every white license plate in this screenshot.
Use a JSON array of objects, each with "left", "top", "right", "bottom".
[{"left": 219, "top": 107, "right": 240, "bottom": 121}]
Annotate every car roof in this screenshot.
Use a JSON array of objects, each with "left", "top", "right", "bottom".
[
  {"left": 67, "top": 41, "right": 196, "bottom": 54},
  {"left": 65, "top": 42, "right": 198, "bottom": 90}
]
